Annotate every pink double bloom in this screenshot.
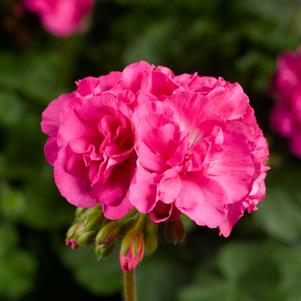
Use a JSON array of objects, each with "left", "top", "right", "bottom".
[{"left": 41, "top": 61, "right": 269, "bottom": 237}]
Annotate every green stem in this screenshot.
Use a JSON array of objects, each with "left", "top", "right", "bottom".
[{"left": 123, "top": 270, "right": 137, "bottom": 301}]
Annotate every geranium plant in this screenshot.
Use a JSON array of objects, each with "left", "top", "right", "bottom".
[{"left": 41, "top": 61, "right": 269, "bottom": 301}]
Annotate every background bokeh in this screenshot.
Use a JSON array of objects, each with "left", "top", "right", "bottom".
[{"left": 1, "top": 0, "right": 301, "bottom": 300}]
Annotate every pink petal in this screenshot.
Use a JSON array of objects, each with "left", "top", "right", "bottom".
[
  {"left": 218, "top": 202, "right": 244, "bottom": 237},
  {"left": 54, "top": 146, "right": 97, "bottom": 207},
  {"left": 103, "top": 195, "right": 133, "bottom": 220},
  {"left": 121, "top": 61, "right": 152, "bottom": 92},
  {"left": 206, "top": 82, "right": 249, "bottom": 120},
  {"left": 205, "top": 131, "right": 256, "bottom": 204},
  {"left": 135, "top": 141, "right": 166, "bottom": 173},
  {"left": 158, "top": 171, "right": 182, "bottom": 204},
  {"left": 44, "top": 136, "right": 59, "bottom": 165},
  {"left": 128, "top": 165, "right": 159, "bottom": 213},
  {"left": 150, "top": 201, "right": 176, "bottom": 223},
  {"left": 76, "top": 76, "right": 101, "bottom": 96},
  {"left": 57, "top": 97, "right": 99, "bottom": 147},
  {"left": 143, "top": 70, "right": 178, "bottom": 99},
  {"left": 167, "top": 91, "right": 208, "bottom": 134},
  {"left": 176, "top": 174, "right": 227, "bottom": 228},
  {"left": 41, "top": 93, "right": 72, "bottom": 136},
  {"left": 91, "top": 158, "right": 135, "bottom": 206}
]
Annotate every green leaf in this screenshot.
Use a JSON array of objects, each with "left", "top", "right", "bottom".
[
  {"left": 123, "top": 21, "right": 176, "bottom": 64},
  {"left": 137, "top": 255, "right": 187, "bottom": 301},
  {"left": 217, "top": 242, "right": 258, "bottom": 280},
  {"left": 21, "top": 168, "right": 73, "bottom": 230},
  {"left": 0, "top": 51, "right": 66, "bottom": 103},
  {"left": 0, "top": 224, "right": 19, "bottom": 256},
  {"left": 0, "top": 223, "right": 36, "bottom": 299},
  {"left": 0, "top": 91, "right": 24, "bottom": 127},
  {"left": 254, "top": 169, "right": 301, "bottom": 242},
  {"left": 0, "top": 184, "right": 26, "bottom": 219},
  {"left": 275, "top": 245, "right": 301, "bottom": 301},
  {"left": 178, "top": 278, "right": 235, "bottom": 301},
  {"left": 178, "top": 241, "right": 284, "bottom": 301},
  {"left": 0, "top": 249, "right": 37, "bottom": 299},
  {"left": 60, "top": 246, "right": 122, "bottom": 295}
]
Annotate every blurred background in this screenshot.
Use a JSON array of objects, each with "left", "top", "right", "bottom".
[{"left": 1, "top": 0, "right": 301, "bottom": 300}]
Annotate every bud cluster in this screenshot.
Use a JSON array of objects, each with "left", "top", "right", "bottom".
[
  {"left": 65, "top": 206, "right": 104, "bottom": 249},
  {"left": 65, "top": 206, "right": 186, "bottom": 271}
]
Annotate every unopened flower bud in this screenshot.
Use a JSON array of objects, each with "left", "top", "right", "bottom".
[
  {"left": 83, "top": 209, "right": 104, "bottom": 231},
  {"left": 77, "top": 206, "right": 100, "bottom": 222},
  {"left": 95, "top": 242, "right": 115, "bottom": 259},
  {"left": 144, "top": 219, "right": 158, "bottom": 254},
  {"left": 164, "top": 219, "right": 185, "bottom": 245},
  {"left": 76, "top": 230, "right": 95, "bottom": 246},
  {"left": 75, "top": 207, "right": 86, "bottom": 218},
  {"left": 96, "top": 223, "right": 120, "bottom": 245},
  {"left": 145, "top": 235, "right": 158, "bottom": 254},
  {"left": 66, "top": 223, "right": 79, "bottom": 240},
  {"left": 120, "top": 231, "right": 144, "bottom": 272},
  {"left": 65, "top": 239, "right": 78, "bottom": 250}
]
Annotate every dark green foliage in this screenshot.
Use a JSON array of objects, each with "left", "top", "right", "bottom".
[{"left": 1, "top": 0, "right": 301, "bottom": 300}]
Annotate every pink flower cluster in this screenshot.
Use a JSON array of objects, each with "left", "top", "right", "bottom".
[
  {"left": 41, "top": 61, "right": 269, "bottom": 237},
  {"left": 24, "top": 0, "right": 94, "bottom": 37},
  {"left": 270, "top": 48, "right": 301, "bottom": 157}
]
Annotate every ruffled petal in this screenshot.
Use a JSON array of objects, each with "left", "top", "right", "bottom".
[
  {"left": 41, "top": 93, "right": 72, "bottom": 136},
  {"left": 103, "top": 195, "right": 133, "bottom": 220},
  {"left": 54, "top": 146, "right": 97, "bottom": 207},
  {"left": 176, "top": 174, "right": 227, "bottom": 228},
  {"left": 129, "top": 165, "right": 159, "bottom": 213},
  {"left": 218, "top": 202, "right": 244, "bottom": 237},
  {"left": 44, "top": 136, "right": 59, "bottom": 165},
  {"left": 121, "top": 61, "right": 152, "bottom": 92},
  {"left": 205, "top": 131, "right": 256, "bottom": 204}
]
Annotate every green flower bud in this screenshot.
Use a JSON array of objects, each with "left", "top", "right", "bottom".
[
  {"left": 96, "top": 222, "right": 120, "bottom": 245},
  {"left": 84, "top": 209, "right": 104, "bottom": 231},
  {"left": 164, "top": 219, "right": 185, "bottom": 245},
  {"left": 77, "top": 205, "right": 101, "bottom": 222},
  {"left": 120, "top": 231, "right": 133, "bottom": 256},
  {"left": 120, "top": 231, "right": 145, "bottom": 272},
  {"left": 76, "top": 230, "right": 95, "bottom": 246},
  {"left": 95, "top": 242, "right": 115, "bottom": 259},
  {"left": 119, "top": 218, "right": 136, "bottom": 235},
  {"left": 66, "top": 223, "right": 79, "bottom": 240},
  {"left": 144, "top": 218, "right": 158, "bottom": 255},
  {"left": 145, "top": 235, "right": 158, "bottom": 255},
  {"left": 75, "top": 207, "right": 86, "bottom": 218}
]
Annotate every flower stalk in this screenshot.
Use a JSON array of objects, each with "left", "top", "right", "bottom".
[{"left": 123, "top": 270, "right": 136, "bottom": 301}]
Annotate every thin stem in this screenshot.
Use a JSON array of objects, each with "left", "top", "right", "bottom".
[{"left": 123, "top": 270, "right": 136, "bottom": 301}]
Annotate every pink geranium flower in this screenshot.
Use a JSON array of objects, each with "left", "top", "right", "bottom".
[
  {"left": 129, "top": 75, "right": 269, "bottom": 237},
  {"left": 270, "top": 48, "right": 301, "bottom": 157},
  {"left": 42, "top": 61, "right": 269, "bottom": 237},
  {"left": 24, "top": 0, "right": 94, "bottom": 37}
]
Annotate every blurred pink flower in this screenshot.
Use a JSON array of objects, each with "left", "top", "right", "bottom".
[
  {"left": 24, "top": 0, "right": 94, "bottom": 37},
  {"left": 129, "top": 75, "right": 269, "bottom": 237},
  {"left": 270, "top": 48, "right": 301, "bottom": 157}
]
